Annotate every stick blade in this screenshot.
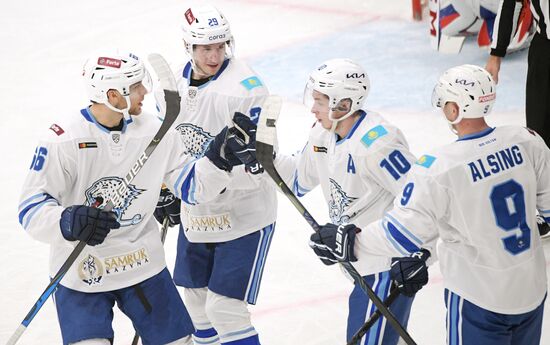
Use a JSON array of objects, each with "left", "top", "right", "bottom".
[
  {"left": 257, "top": 95, "right": 282, "bottom": 146},
  {"left": 148, "top": 53, "right": 177, "bottom": 91}
]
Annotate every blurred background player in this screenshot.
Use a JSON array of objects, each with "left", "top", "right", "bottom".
[
  {"left": 17, "top": 50, "right": 248, "bottom": 345},
  {"left": 276, "top": 59, "right": 417, "bottom": 345},
  {"left": 430, "top": 0, "right": 534, "bottom": 53},
  {"left": 311, "top": 64, "right": 549, "bottom": 345},
  {"left": 154, "top": 5, "right": 277, "bottom": 345}
]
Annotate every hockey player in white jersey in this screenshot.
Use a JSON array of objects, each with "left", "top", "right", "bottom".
[
  {"left": 153, "top": 5, "right": 276, "bottom": 345},
  {"left": 311, "top": 64, "right": 550, "bottom": 345},
  {"left": 276, "top": 58, "right": 417, "bottom": 345},
  {"left": 17, "top": 51, "right": 252, "bottom": 345}
]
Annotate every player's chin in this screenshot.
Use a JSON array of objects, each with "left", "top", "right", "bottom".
[{"left": 129, "top": 106, "right": 142, "bottom": 116}]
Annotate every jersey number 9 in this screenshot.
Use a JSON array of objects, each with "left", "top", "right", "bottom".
[{"left": 490, "top": 179, "right": 531, "bottom": 255}]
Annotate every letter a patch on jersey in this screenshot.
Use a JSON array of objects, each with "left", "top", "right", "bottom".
[
  {"left": 416, "top": 154, "right": 436, "bottom": 168},
  {"left": 240, "top": 76, "right": 263, "bottom": 90},
  {"left": 361, "top": 125, "right": 387, "bottom": 148},
  {"left": 347, "top": 154, "right": 356, "bottom": 174}
]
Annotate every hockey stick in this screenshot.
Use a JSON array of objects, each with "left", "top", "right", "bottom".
[
  {"left": 347, "top": 287, "right": 400, "bottom": 345},
  {"left": 6, "top": 53, "right": 179, "bottom": 345},
  {"left": 255, "top": 96, "right": 417, "bottom": 345},
  {"left": 131, "top": 216, "right": 170, "bottom": 345}
]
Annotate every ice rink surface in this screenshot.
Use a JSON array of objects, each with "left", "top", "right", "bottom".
[{"left": 1, "top": 0, "right": 548, "bottom": 344}]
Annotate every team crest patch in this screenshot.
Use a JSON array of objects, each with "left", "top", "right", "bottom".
[
  {"left": 329, "top": 178, "right": 357, "bottom": 224},
  {"left": 78, "top": 142, "right": 97, "bottom": 149},
  {"left": 175, "top": 123, "right": 214, "bottom": 158},
  {"left": 111, "top": 133, "right": 120, "bottom": 143},
  {"left": 85, "top": 177, "right": 145, "bottom": 227},
  {"left": 416, "top": 155, "right": 436, "bottom": 168},
  {"left": 361, "top": 125, "right": 388, "bottom": 147},
  {"left": 313, "top": 145, "right": 327, "bottom": 153},
  {"left": 79, "top": 254, "right": 104, "bottom": 286},
  {"left": 49, "top": 124, "right": 64, "bottom": 136},
  {"left": 240, "top": 76, "right": 263, "bottom": 90}
]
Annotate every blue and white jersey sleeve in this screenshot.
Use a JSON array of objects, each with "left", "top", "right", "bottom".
[
  {"left": 275, "top": 140, "right": 320, "bottom": 198},
  {"left": 363, "top": 126, "right": 416, "bottom": 197},
  {"left": 162, "top": 132, "right": 232, "bottom": 206},
  {"left": 18, "top": 135, "right": 73, "bottom": 244},
  {"left": 358, "top": 165, "right": 443, "bottom": 258}
]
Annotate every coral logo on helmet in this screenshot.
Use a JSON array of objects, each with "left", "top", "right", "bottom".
[
  {"left": 346, "top": 73, "right": 365, "bottom": 78},
  {"left": 185, "top": 8, "right": 195, "bottom": 25},
  {"left": 97, "top": 57, "right": 122, "bottom": 68},
  {"left": 209, "top": 34, "right": 226, "bottom": 41},
  {"left": 455, "top": 79, "right": 475, "bottom": 87},
  {"left": 479, "top": 94, "right": 496, "bottom": 103}
]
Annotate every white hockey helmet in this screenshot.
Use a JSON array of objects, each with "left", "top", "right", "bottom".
[
  {"left": 304, "top": 58, "right": 370, "bottom": 123},
  {"left": 181, "top": 5, "right": 234, "bottom": 60},
  {"left": 431, "top": 64, "right": 496, "bottom": 124},
  {"left": 82, "top": 51, "right": 149, "bottom": 117}
]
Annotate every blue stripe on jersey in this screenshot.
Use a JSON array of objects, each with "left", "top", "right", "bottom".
[
  {"left": 336, "top": 111, "right": 366, "bottom": 145},
  {"left": 382, "top": 220, "right": 409, "bottom": 256},
  {"left": 246, "top": 224, "right": 275, "bottom": 304},
  {"left": 457, "top": 127, "right": 495, "bottom": 141},
  {"left": 220, "top": 327, "right": 257, "bottom": 342},
  {"left": 539, "top": 209, "right": 550, "bottom": 214},
  {"left": 292, "top": 172, "right": 310, "bottom": 197},
  {"left": 386, "top": 221, "right": 420, "bottom": 253},
  {"left": 19, "top": 193, "right": 58, "bottom": 228},
  {"left": 184, "top": 59, "right": 230, "bottom": 88},
  {"left": 180, "top": 164, "right": 197, "bottom": 205},
  {"left": 81, "top": 108, "right": 110, "bottom": 134},
  {"left": 174, "top": 159, "right": 197, "bottom": 201},
  {"left": 193, "top": 327, "right": 220, "bottom": 344},
  {"left": 385, "top": 214, "right": 423, "bottom": 247},
  {"left": 195, "top": 328, "right": 218, "bottom": 339},
  {"left": 19, "top": 193, "right": 51, "bottom": 212}
]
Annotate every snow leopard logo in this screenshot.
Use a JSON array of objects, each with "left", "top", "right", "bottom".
[
  {"left": 175, "top": 123, "right": 214, "bottom": 158},
  {"left": 85, "top": 177, "right": 146, "bottom": 227},
  {"left": 328, "top": 178, "right": 358, "bottom": 224},
  {"left": 78, "top": 254, "right": 104, "bottom": 286}
]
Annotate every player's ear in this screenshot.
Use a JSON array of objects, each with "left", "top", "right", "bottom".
[{"left": 106, "top": 89, "right": 122, "bottom": 105}]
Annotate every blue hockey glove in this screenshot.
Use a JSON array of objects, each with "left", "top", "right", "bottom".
[
  {"left": 154, "top": 188, "right": 181, "bottom": 227},
  {"left": 309, "top": 223, "right": 360, "bottom": 265},
  {"left": 205, "top": 126, "right": 238, "bottom": 172},
  {"left": 60, "top": 205, "right": 120, "bottom": 246},
  {"left": 390, "top": 249, "right": 430, "bottom": 297},
  {"left": 225, "top": 112, "right": 264, "bottom": 175}
]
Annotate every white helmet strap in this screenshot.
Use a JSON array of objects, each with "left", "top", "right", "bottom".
[{"left": 103, "top": 94, "right": 131, "bottom": 122}]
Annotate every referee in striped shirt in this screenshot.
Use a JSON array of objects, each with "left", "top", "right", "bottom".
[{"left": 486, "top": 0, "right": 550, "bottom": 148}]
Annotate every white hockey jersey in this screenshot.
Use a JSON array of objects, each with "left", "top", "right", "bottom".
[
  {"left": 276, "top": 110, "right": 416, "bottom": 275},
  {"left": 359, "top": 126, "right": 550, "bottom": 314},
  {"left": 169, "top": 58, "right": 277, "bottom": 243},
  {"left": 18, "top": 108, "right": 231, "bottom": 292}
]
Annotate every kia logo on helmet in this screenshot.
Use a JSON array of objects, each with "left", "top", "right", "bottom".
[
  {"left": 455, "top": 78, "right": 475, "bottom": 87},
  {"left": 209, "top": 34, "right": 226, "bottom": 40},
  {"left": 346, "top": 73, "right": 365, "bottom": 78}
]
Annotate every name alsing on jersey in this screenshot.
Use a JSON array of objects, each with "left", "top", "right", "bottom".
[{"left": 467, "top": 145, "right": 524, "bottom": 182}]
